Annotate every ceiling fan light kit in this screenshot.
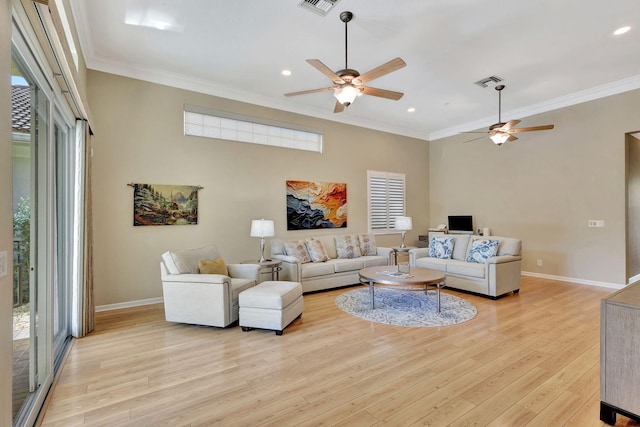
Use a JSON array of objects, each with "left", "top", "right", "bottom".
[
  {"left": 284, "top": 11, "right": 406, "bottom": 112},
  {"left": 333, "top": 85, "right": 360, "bottom": 105}
]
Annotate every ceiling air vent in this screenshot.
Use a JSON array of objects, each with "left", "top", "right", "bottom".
[
  {"left": 298, "top": 0, "right": 340, "bottom": 16},
  {"left": 474, "top": 76, "right": 504, "bottom": 88}
]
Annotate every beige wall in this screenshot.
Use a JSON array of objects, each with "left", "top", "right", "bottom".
[
  {"left": 1, "top": 0, "right": 13, "bottom": 423},
  {"left": 87, "top": 71, "right": 429, "bottom": 306},
  {"left": 430, "top": 89, "right": 640, "bottom": 286}
]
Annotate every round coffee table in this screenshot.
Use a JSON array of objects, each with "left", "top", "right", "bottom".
[{"left": 359, "top": 266, "right": 446, "bottom": 312}]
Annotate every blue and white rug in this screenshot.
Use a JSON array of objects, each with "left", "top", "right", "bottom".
[{"left": 335, "top": 287, "right": 477, "bottom": 327}]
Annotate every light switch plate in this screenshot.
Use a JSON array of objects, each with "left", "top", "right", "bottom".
[{"left": 0, "top": 251, "right": 7, "bottom": 278}]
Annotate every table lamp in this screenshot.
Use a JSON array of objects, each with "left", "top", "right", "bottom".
[
  {"left": 394, "top": 216, "right": 412, "bottom": 248},
  {"left": 250, "top": 218, "right": 275, "bottom": 262}
]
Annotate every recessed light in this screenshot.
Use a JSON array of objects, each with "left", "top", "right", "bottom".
[
  {"left": 281, "top": 69, "right": 292, "bottom": 76},
  {"left": 614, "top": 26, "right": 631, "bottom": 35},
  {"left": 407, "top": 107, "right": 415, "bottom": 113}
]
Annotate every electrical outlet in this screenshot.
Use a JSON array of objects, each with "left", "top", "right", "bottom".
[
  {"left": 0, "top": 251, "right": 7, "bottom": 278},
  {"left": 537, "top": 259, "right": 543, "bottom": 267},
  {"left": 589, "top": 220, "right": 605, "bottom": 228}
]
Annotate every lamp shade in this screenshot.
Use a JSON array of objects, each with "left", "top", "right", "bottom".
[
  {"left": 333, "top": 85, "right": 359, "bottom": 106},
  {"left": 250, "top": 219, "right": 275, "bottom": 238},
  {"left": 489, "top": 132, "right": 509, "bottom": 145},
  {"left": 394, "top": 216, "right": 413, "bottom": 231}
]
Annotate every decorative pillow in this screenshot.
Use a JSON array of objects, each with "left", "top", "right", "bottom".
[
  {"left": 358, "top": 233, "right": 377, "bottom": 256},
  {"left": 428, "top": 237, "right": 455, "bottom": 259},
  {"left": 283, "top": 240, "right": 312, "bottom": 263},
  {"left": 335, "top": 234, "right": 362, "bottom": 259},
  {"left": 198, "top": 258, "right": 228, "bottom": 275},
  {"left": 466, "top": 239, "right": 500, "bottom": 263},
  {"left": 305, "top": 238, "right": 329, "bottom": 262}
]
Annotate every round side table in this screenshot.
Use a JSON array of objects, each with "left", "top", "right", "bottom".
[{"left": 391, "top": 246, "right": 416, "bottom": 265}]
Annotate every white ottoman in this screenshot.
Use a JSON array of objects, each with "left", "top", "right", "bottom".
[{"left": 239, "top": 281, "right": 303, "bottom": 335}]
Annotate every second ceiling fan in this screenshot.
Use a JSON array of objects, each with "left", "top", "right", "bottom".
[
  {"left": 465, "top": 85, "right": 555, "bottom": 145},
  {"left": 284, "top": 11, "right": 406, "bottom": 113}
]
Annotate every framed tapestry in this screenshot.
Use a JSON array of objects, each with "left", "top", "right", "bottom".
[
  {"left": 132, "top": 183, "right": 199, "bottom": 226},
  {"left": 286, "top": 180, "right": 347, "bottom": 230}
]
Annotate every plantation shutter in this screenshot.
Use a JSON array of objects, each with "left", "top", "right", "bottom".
[{"left": 367, "top": 171, "right": 406, "bottom": 233}]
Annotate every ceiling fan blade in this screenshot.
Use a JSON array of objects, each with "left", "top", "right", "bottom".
[
  {"left": 306, "top": 59, "right": 345, "bottom": 84},
  {"left": 360, "top": 86, "right": 404, "bottom": 100},
  {"left": 284, "top": 87, "right": 335, "bottom": 97},
  {"left": 509, "top": 124, "right": 555, "bottom": 133},
  {"left": 507, "top": 135, "right": 519, "bottom": 142},
  {"left": 463, "top": 135, "right": 488, "bottom": 144},
  {"left": 354, "top": 57, "right": 406, "bottom": 84},
  {"left": 502, "top": 119, "right": 521, "bottom": 130},
  {"left": 333, "top": 101, "right": 345, "bottom": 113}
]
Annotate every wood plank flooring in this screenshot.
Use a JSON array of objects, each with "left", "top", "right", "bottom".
[{"left": 39, "top": 277, "right": 640, "bottom": 426}]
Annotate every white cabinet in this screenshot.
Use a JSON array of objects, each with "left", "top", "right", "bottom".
[{"left": 600, "top": 283, "right": 640, "bottom": 424}]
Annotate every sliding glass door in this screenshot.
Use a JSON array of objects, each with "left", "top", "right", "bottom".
[{"left": 11, "top": 17, "right": 75, "bottom": 425}]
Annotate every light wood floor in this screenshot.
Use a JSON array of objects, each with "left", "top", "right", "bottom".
[{"left": 39, "top": 276, "right": 640, "bottom": 426}]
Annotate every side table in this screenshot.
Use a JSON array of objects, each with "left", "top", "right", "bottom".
[
  {"left": 242, "top": 259, "right": 282, "bottom": 281},
  {"left": 391, "top": 246, "right": 416, "bottom": 265}
]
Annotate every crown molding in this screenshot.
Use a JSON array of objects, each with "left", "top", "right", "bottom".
[{"left": 429, "top": 74, "right": 640, "bottom": 141}]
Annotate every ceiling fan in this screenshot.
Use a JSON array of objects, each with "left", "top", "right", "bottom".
[
  {"left": 284, "top": 11, "right": 406, "bottom": 113},
  {"left": 465, "top": 85, "right": 555, "bottom": 145}
]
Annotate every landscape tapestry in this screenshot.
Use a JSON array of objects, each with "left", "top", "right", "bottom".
[
  {"left": 133, "top": 183, "right": 199, "bottom": 226},
  {"left": 286, "top": 180, "right": 347, "bottom": 230}
]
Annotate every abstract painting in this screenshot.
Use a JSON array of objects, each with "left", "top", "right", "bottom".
[
  {"left": 286, "top": 180, "right": 347, "bottom": 230},
  {"left": 133, "top": 183, "right": 199, "bottom": 226}
]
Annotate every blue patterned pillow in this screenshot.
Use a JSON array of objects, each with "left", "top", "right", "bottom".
[
  {"left": 428, "top": 237, "right": 455, "bottom": 259},
  {"left": 466, "top": 239, "right": 500, "bottom": 263}
]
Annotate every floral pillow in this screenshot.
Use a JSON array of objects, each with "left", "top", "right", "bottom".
[
  {"left": 466, "top": 239, "right": 500, "bottom": 263},
  {"left": 304, "top": 238, "right": 329, "bottom": 262},
  {"left": 335, "top": 234, "right": 362, "bottom": 259},
  {"left": 283, "top": 240, "right": 312, "bottom": 264},
  {"left": 358, "top": 233, "right": 377, "bottom": 256},
  {"left": 428, "top": 237, "right": 455, "bottom": 259}
]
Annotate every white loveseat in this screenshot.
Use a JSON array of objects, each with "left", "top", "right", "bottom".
[
  {"left": 271, "top": 234, "right": 392, "bottom": 293},
  {"left": 409, "top": 234, "right": 522, "bottom": 298},
  {"left": 160, "top": 245, "right": 260, "bottom": 327}
]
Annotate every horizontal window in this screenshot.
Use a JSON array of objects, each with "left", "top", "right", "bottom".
[{"left": 184, "top": 104, "right": 323, "bottom": 153}]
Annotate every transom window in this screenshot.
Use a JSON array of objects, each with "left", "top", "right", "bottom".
[{"left": 184, "top": 104, "right": 323, "bottom": 153}]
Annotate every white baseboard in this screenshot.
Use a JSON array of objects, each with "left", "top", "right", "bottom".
[
  {"left": 628, "top": 273, "right": 640, "bottom": 286},
  {"left": 521, "top": 271, "right": 624, "bottom": 290},
  {"left": 96, "top": 297, "right": 164, "bottom": 312}
]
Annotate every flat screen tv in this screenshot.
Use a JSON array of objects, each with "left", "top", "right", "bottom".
[{"left": 448, "top": 215, "right": 473, "bottom": 233}]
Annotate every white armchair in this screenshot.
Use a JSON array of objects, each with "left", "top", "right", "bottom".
[{"left": 160, "top": 245, "right": 260, "bottom": 327}]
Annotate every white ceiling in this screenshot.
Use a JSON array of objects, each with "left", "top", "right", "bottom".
[{"left": 69, "top": 0, "right": 640, "bottom": 141}]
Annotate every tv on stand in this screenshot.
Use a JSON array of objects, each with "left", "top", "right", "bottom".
[{"left": 448, "top": 215, "right": 473, "bottom": 234}]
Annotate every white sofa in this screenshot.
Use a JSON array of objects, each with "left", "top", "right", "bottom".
[
  {"left": 271, "top": 234, "right": 392, "bottom": 293},
  {"left": 160, "top": 245, "right": 260, "bottom": 327},
  {"left": 409, "top": 234, "right": 522, "bottom": 298}
]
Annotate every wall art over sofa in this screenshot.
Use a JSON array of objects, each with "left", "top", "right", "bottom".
[
  {"left": 132, "top": 183, "right": 199, "bottom": 226},
  {"left": 286, "top": 180, "right": 347, "bottom": 230}
]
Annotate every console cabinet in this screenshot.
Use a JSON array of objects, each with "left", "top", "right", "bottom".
[{"left": 600, "top": 282, "right": 640, "bottom": 425}]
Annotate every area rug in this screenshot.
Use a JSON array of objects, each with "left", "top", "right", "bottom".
[{"left": 335, "top": 287, "right": 477, "bottom": 327}]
